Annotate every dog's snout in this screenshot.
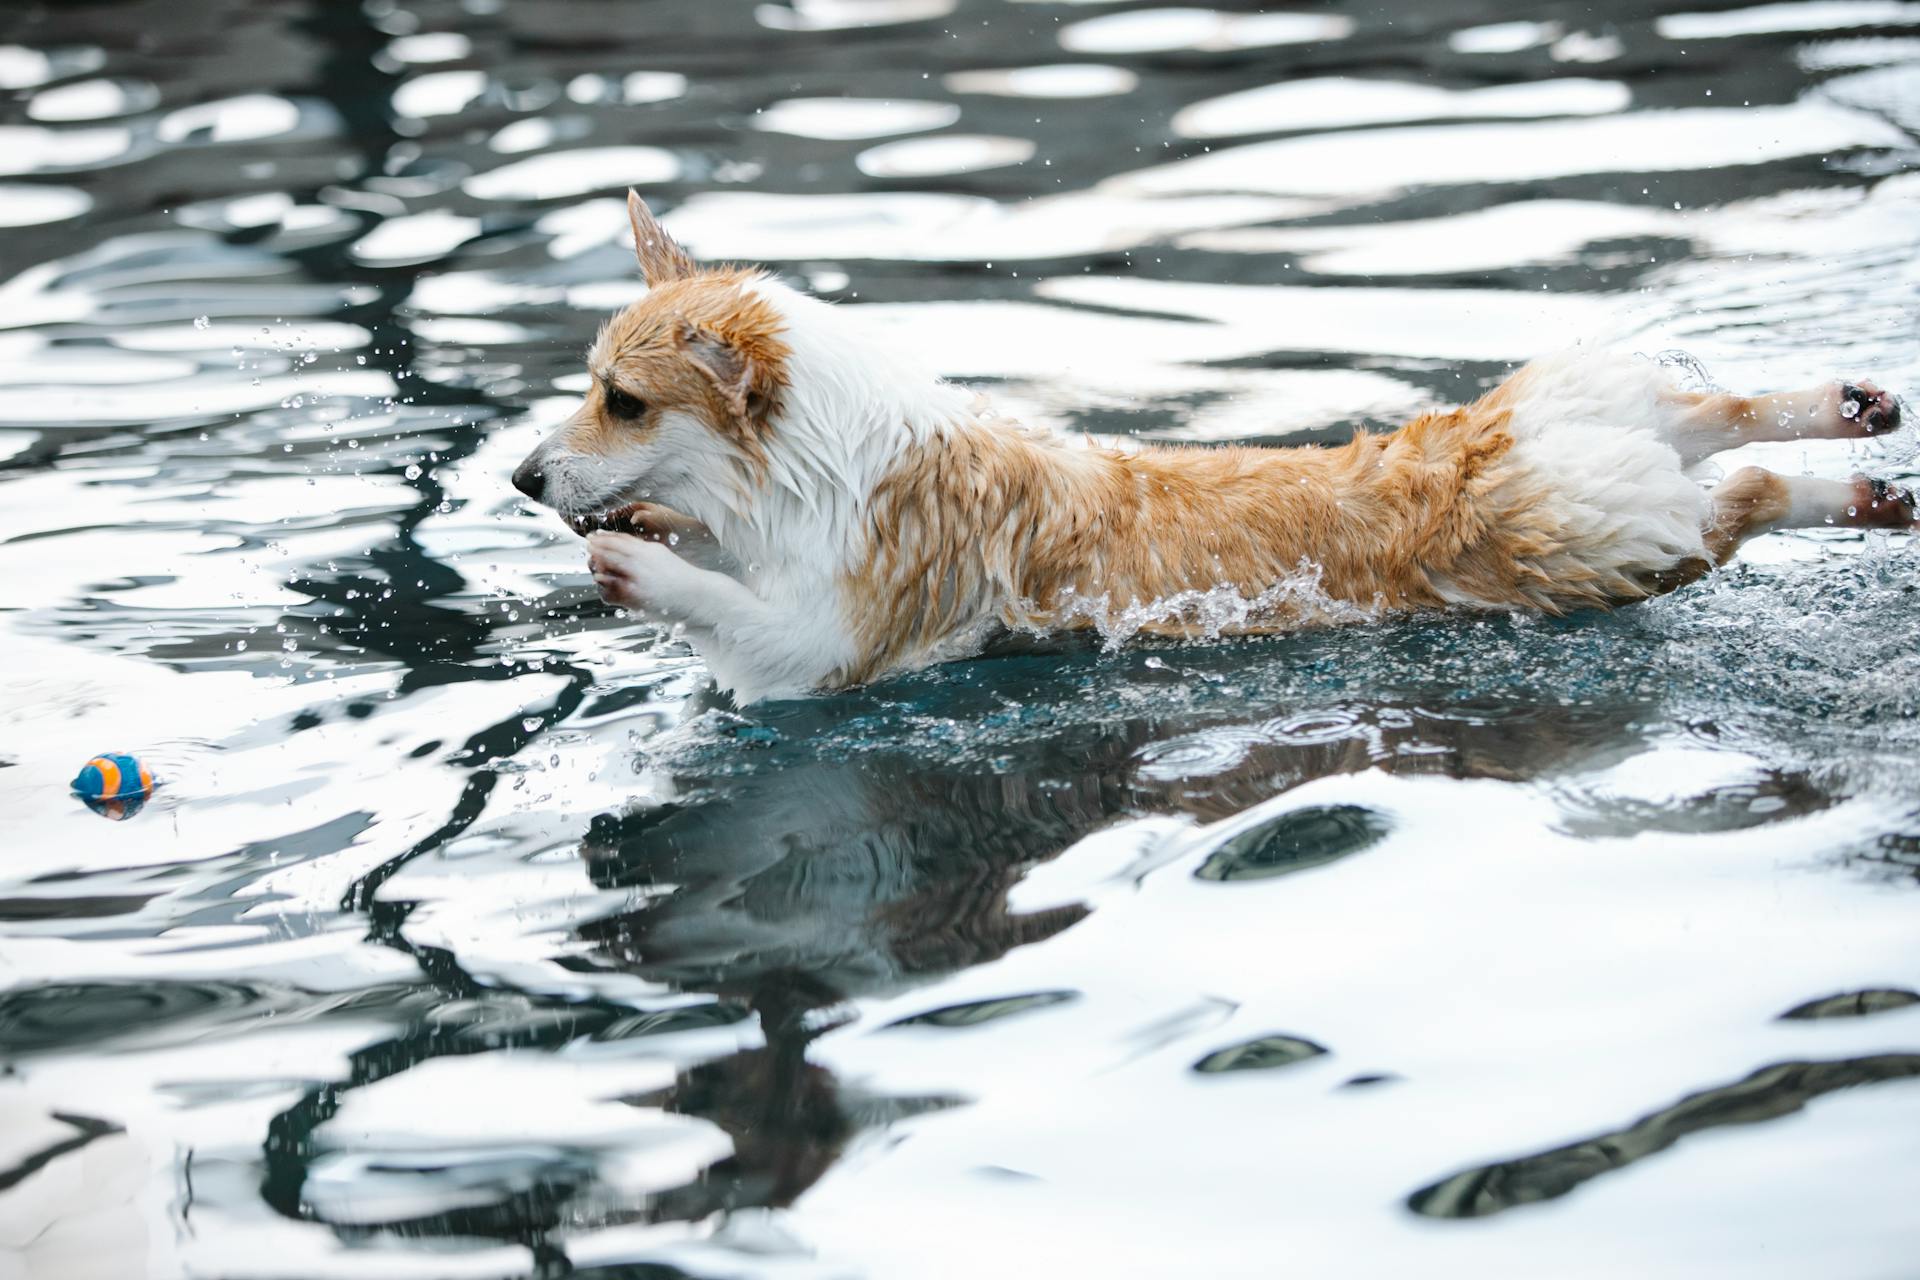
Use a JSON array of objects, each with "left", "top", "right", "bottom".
[{"left": 511, "top": 457, "right": 547, "bottom": 503}]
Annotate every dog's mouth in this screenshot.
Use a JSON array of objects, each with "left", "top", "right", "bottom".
[{"left": 563, "top": 502, "right": 645, "bottom": 537}]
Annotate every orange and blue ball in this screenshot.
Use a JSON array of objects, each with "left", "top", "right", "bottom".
[{"left": 72, "top": 752, "right": 154, "bottom": 804}]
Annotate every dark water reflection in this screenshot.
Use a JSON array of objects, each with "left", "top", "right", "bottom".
[
  {"left": 1409, "top": 1053, "right": 1920, "bottom": 1220},
  {"left": 4, "top": 0, "right": 1920, "bottom": 1275}
]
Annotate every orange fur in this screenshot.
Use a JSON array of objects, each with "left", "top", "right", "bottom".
[
  {"left": 1702, "top": 466, "right": 1793, "bottom": 566},
  {"left": 551, "top": 269, "right": 791, "bottom": 475},
  {"left": 842, "top": 392, "right": 1681, "bottom": 683}
]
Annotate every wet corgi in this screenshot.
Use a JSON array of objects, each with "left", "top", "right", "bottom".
[{"left": 512, "top": 191, "right": 1910, "bottom": 702}]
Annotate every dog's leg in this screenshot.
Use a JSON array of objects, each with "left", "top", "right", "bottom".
[
  {"left": 1662, "top": 381, "right": 1902, "bottom": 466},
  {"left": 1703, "top": 466, "right": 1917, "bottom": 563},
  {"left": 586, "top": 531, "right": 845, "bottom": 695},
  {"left": 587, "top": 530, "right": 765, "bottom": 627}
]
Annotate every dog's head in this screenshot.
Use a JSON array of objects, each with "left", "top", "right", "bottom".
[{"left": 511, "top": 191, "right": 791, "bottom": 530}]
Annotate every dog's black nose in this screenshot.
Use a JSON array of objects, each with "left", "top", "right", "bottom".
[{"left": 511, "top": 459, "right": 546, "bottom": 502}]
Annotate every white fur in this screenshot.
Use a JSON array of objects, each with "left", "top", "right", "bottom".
[
  {"left": 528, "top": 405, "right": 741, "bottom": 520},
  {"left": 1456, "top": 346, "right": 1714, "bottom": 606},
  {"left": 724, "top": 277, "right": 972, "bottom": 566},
  {"left": 580, "top": 279, "right": 978, "bottom": 701}
]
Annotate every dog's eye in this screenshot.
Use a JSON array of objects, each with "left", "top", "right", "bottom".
[{"left": 603, "top": 384, "right": 646, "bottom": 420}]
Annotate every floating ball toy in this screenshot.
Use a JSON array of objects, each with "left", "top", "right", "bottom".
[{"left": 72, "top": 752, "right": 154, "bottom": 804}]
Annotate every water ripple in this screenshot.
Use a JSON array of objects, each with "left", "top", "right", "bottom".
[{"left": 4, "top": 1, "right": 1920, "bottom": 1275}]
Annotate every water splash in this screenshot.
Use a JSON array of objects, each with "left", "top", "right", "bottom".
[{"left": 1033, "top": 559, "right": 1382, "bottom": 651}]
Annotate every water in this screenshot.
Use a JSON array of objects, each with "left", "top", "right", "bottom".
[{"left": 2, "top": 1, "right": 1919, "bottom": 1275}]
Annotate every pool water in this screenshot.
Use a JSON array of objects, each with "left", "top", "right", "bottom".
[{"left": 2, "top": 1, "right": 1919, "bottom": 1276}]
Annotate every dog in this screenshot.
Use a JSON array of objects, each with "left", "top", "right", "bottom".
[{"left": 511, "top": 191, "right": 1910, "bottom": 703}]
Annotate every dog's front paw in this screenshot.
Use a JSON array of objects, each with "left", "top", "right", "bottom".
[
  {"left": 587, "top": 530, "right": 684, "bottom": 616},
  {"left": 570, "top": 502, "right": 686, "bottom": 542}
]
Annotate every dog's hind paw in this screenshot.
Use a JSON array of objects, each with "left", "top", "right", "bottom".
[
  {"left": 1838, "top": 381, "right": 1903, "bottom": 435},
  {"left": 1848, "top": 475, "right": 1919, "bottom": 528}
]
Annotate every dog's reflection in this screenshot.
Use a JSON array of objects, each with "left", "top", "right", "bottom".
[
  {"left": 578, "top": 691, "right": 1834, "bottom": 1215},
  {"left": 581, "top": 692, "right": 1839, "bottom": 998},
  {"left": 576, "top": 757, "right": 1116, "bottom": 996}
]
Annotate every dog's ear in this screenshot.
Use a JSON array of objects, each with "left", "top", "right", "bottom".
[
  {"left": 627, "top": 189, "right": 697, "bottom": 287},
  {"left": 676, "top": 321, "right": 760, "bottom": 420}
]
